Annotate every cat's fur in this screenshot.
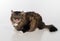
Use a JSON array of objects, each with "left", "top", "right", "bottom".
[{"left": 10, "top": 10, "right": 58, "bottom": 33}]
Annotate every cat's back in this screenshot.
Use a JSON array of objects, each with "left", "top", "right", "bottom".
[
  {"left": 25, "top": 11, "right": 42, "bottom": 21},
  {"left": 25, "top": 11, "right": 40, "bottom": 17}
]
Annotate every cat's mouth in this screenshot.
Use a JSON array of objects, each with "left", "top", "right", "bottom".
[
  {"left": 12, "top": 18, "right": 21, "bottom": 26},
  {"left": 13, "top": 18, "right": 21, "bottom": 23}
]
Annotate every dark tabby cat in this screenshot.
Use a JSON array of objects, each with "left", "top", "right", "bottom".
[{"left": 10, "top": 10, "right": 58, "bottom": 33}]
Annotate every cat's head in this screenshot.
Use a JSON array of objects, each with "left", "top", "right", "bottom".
[{"left": 10, "top": 10, "right": 25, "bottom": 27}]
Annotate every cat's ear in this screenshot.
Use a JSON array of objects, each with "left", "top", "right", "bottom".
[{"left": 11, "top": 10, "right": 14, "bottom": 13}]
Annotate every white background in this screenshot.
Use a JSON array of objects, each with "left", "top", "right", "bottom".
[{"left": 0, "top": 0, "right": 60, "bottom": 41}]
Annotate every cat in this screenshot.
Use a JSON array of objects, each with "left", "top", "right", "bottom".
[{"left": 10, "top": 10, "right": 58, "bottom": 33}]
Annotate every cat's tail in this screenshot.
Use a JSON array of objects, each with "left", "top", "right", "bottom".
[
  {"left": 38, "top": 22, "right": 58, "bottom": 32},
  {"left": 45, "top": 25, "right": 58, "bottom": 32}
]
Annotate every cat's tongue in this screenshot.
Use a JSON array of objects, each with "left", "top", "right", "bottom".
[
  {"left": 15, "top": 19, "right": 19, "bottom": 22},
  {"left": 16, "top": 19, "right": 19, "bottom": 21},
  {"left": 15, "top": 19, "right": 19, "bottom": 23}
]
